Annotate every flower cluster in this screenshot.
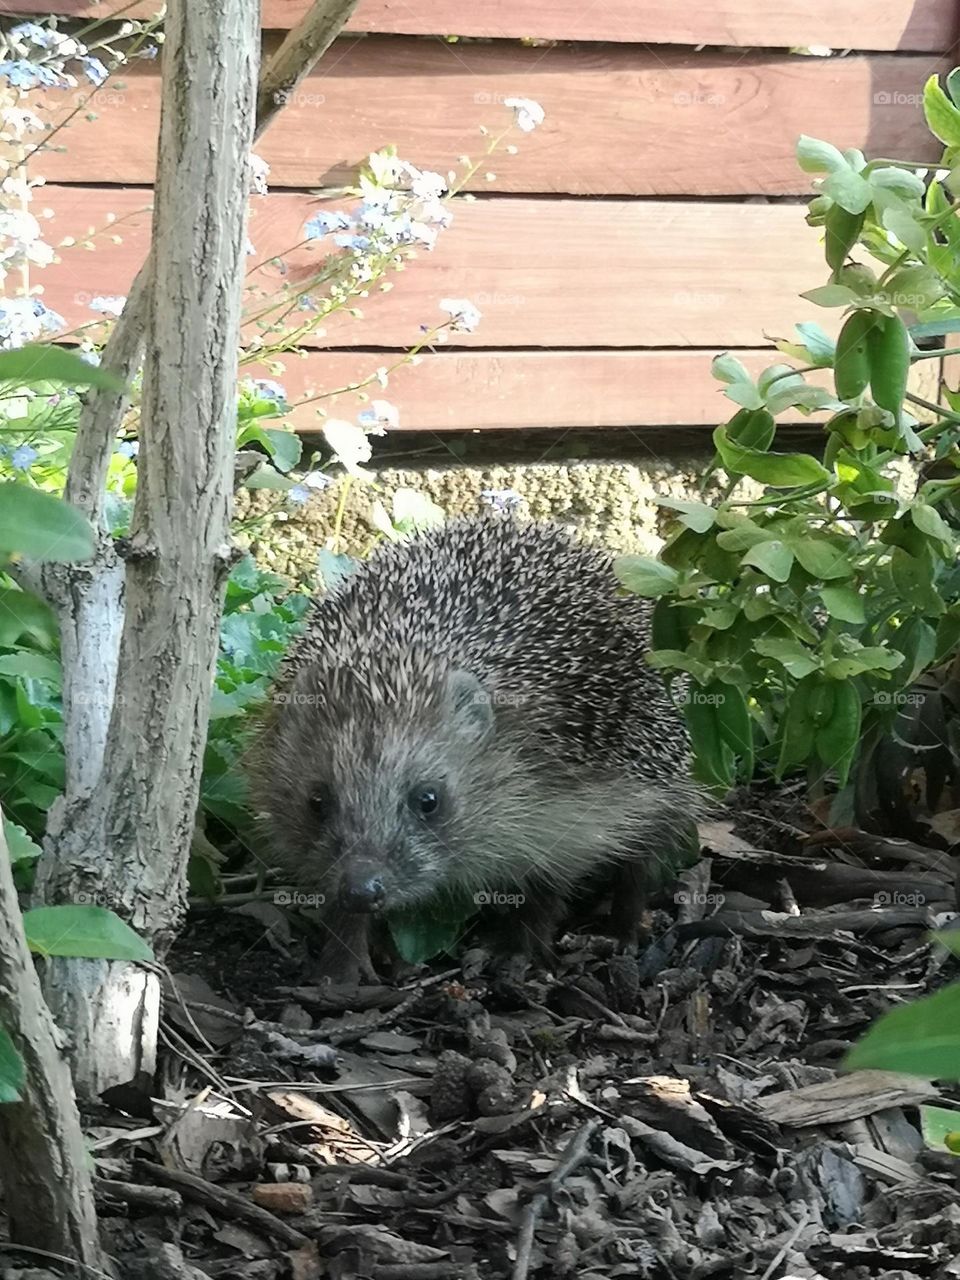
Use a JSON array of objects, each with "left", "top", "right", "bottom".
[{"left": 1, "top": 22, "right": 112, "bottom": 90}]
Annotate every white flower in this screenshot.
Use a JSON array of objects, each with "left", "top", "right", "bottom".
[
  {"left": 411, "top": 170, "right": 447, "bottom": 200},
  {"left": 323, "top": 418, "right": 372, "bottom": 475},
  {"left": 89, "top": 294, "right": 126, "bottom": 317},
  {"left": 357, "top": 398, "right": 399, "bottom": 432},
  {"left": 439, "top": 297, "right": 482, "bottom": 333},
  {"left": 249, "top": 153, "right": 270, "bottom": 196},
  {"left": 504, "top": 97, "right": 545, "bottom": 132}
]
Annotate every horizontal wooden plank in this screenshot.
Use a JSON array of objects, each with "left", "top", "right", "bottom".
[
  {"left": 32, "top": 46, "right": 944, "bottom": 196},
  {"left": 246, "top": 350, "right": 864, "bottom": 432},
  {"left": 11, "top": 1, "right": 960, "bottom": 51},
  {"left": 39, "top": 189, "right": 852, "bottom": 349}
]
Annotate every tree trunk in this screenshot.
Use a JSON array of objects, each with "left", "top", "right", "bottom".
[
  {"left": 34, "top": 0, "right": 260, "bottom": 1103},
  {"left": 0, "top": 813, "right": 107, "bottom": 1272}
]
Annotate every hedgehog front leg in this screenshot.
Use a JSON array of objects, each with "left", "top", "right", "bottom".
[
  {"left": 490, "top": 886, "right": 568, "bottom": 980},
  {"left": 316, "top": 909, "right": 379, "bottom": 985},
  {"left": 608, "top": 856, "right": 649, "bottom": 952}
]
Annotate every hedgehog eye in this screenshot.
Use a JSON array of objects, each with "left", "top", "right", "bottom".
[{"left": 410, "top": 785, "right": 441, "bottom": 819}]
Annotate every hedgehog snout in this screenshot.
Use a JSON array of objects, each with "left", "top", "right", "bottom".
[{"left": 336, "top": 857, "right": 388, "bottom": 912}]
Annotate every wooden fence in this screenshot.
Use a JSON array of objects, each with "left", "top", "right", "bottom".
[{"left": 7, "top": 0, "right": 960, "bottom": 432}]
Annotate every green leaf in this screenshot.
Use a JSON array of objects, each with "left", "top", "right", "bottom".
[
  {"left": 796, "top": 135, "right": 847, "bottom": 173},
  {"left": 258, "top": 428, "right": 302, "bottom": 473},
  {"left": 815, "top": 680, "right": 861, "bottom": 787},
  {"left": 683, "top": 684, "right": 737, "bottom": 794},
  {"left": 0, "top": 588, "right": 57, "bottom": 648},
  {"left": 821, "top": 167, "right": 873, "bottom": 215},
  {"left": 0, "top": 345, "right": 124, "bottom": 391},
  {"left": 920, "top": 1104, "right": 960, "bottom": 1153},
  {"left": 924, "top": 74, "right": 960, "bottom": 147},
  {"left": 317, "top": 548, "right": 356, "bottom": 594},
  {"left": 4, "top": 817, "right": 42, "bottom": 868},
  {"left": 823, "top": 645, "right": 903, "bottom": 678},
  {"left": 613, "top": 555, "right": 679, "bottom": 599},
  {"left": 891, "top": 546, "right": 945, "bottom": 615},
  {"left": 714, "top": 426, "right": 831, "bottom": 488},
  {"left": 777, "top": 677, "right": 818, "bottom": 776},
  {"left": 845, "top": 981, "right": 960, "bottom": 1077},
  {"left": 645, "top": 649, "right": 714, "bottom": 684},
  {"left": 20, "top": 905, "right": 154, "bottom": 961},
  {"left": 388, "top": 897, "right": 474, "bottom": 964},
  {"left": 726, "top": 407, "right": 776, "bottom": 451},
  {"left": 656, "top": 497, "right": 716, "bottom": 534},
  {"left": 824, "top": 204, "right": 866, "bottom": 276},
  {"left": 0, "top": 485, "right": 94, "bottom": 562},
  {"left": 0, "top": 1026, "right": 24, "bottom": 1103},
  {"left": 711, "top": 352, "right": 753, "bottom": 385},
  {"left": 819, "top": 584, "right": 866, "bottom": 624},
  {"left": 0, "top": 653, "right": 61, "bottom": 683},
  {"left": 754, "top": 637, "right": 819, "bottom": 679},
  {"left": 790, "top": 537, "right": 853, "bottom": 580},
  {"left": 741, "top": 540, "right": 795, "bottom": 583},
  {"left": 801, "top": 284, "right": 860, "bottom": 308},
  {"left": 912, "top": 501, "right": 955, "bottom": 552},
  {"left": 794, "top": 322, "right": 836, "bottom": 365}
]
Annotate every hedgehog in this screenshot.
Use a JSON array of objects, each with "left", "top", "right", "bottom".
[{"left": 250, "top": 515, "right": 697, "bottom": 983}]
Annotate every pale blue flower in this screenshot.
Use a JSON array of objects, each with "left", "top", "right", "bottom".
[
  {"left": 288, "top": 484, "right": 310, "bottom": 504},
  {"left": 288, "top": 470, "right": 331, "bottom": 504},
  {"left": 10, "top": 444, "right": 38, "bottom": 472},
  {"left": 334, "top": 232, "right": 372, "bottom": 252},
  {"left": 411, "top": 170, "right": 446, "bottom": 200},
  {"left": 139, "top": 45, "right": 159, "bottom": 60},
  {"left": 116, "top": 440, "right": 139, "bottom": 458},
  {"left": 80, "top": 56, "right": 109, "bottom": 87},
  {"left": 10, "top": 22, "right": 59, "bottom": 49},
  {"left": 0, "top": 60, "right": 63, "bottom": 90},
  {"left": 253, "top": 378, "right": 287, "bottom": 403},
  {"left": 298, "top": 294, "right": 319, "bottom": 312},
  {"left": 304, "top": 210, "right": 352, "bottom": 239},
  {"left": 79, "top": 350, "right": 101, "bottom": 365}
]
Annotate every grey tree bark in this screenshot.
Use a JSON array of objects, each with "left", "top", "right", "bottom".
[
  {"left": 0, "top": 813, "right": 106, "bottom": 1272},
  {"left": 33, "top": 0, "right": 261, "bottom": 1102},
  {"left": 28, "top": 0, "right": 363, "bottom": 1105}
]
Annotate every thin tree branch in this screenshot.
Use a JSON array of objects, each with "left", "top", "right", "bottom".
[{"left": 255, "top": 0, "right": 363, "bottom": 139}]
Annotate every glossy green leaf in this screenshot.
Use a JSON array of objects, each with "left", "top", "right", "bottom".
[
  {"left": 819, "top": 584, "right": 867, "bottom": 624},
  {"left": 814, "top": 680, "right": 861, "bottom": 787},
  {"left": 924, "top": 74, "right": 960, "bottom": 147},
  {"left": 0, "top": 344, "right": 124, "bottom": 390},
  {"left": 613, "top": 555, "right": 679, "bottom": 599},
  {"left": 388, "top": 897, "right": 474, "bottom": 965},
  {"left": 920, "top": 1104, "right": 960, "bottom": 1154},
  {"left": 21, "top": 905, "right": 153, "bottom": 961},
  {"left": 796, "top": 135, "right": 847, "bottom": 173},
  {"left": 0, "top": 485, "right": 94, "bottom": 562},
  {"left": 713, "top": 426, "right": 830, "bottom": 488},
  {"left": 0, "top": 653, "right": 61, "bottom": 683},
  {"left": 790, "top": 538, "right": 853, "bottom": 580},
  {"left": 656, "top": 498, "right": 716, "bottom": 534},
  {"left": 4, "top": 817, "right": 42, "bottom": 868},
  {"left": 845, "top": 981, "right": 960, "bottom": 1078},
  {"left": 754, "top": 637, "right": 819, "bottom": 679},
  {"left": 741, "top": 540, "right": 795, "bottom": 583}
]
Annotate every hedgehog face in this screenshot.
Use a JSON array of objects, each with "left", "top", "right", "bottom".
[{"left": 267, "top": 665, "right": 500, "bottom": 912}]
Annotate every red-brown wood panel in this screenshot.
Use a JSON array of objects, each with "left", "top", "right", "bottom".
[
  {"left": 31, "top": 46, "right": 945, "bottom": 196},
  {"left": 247, "top": 349, "right": 848, "bottom": 431},
  {"left": 9, "top": 0, "right": 959, "bottom": 51},
  {"left": 38, "top": 187, "right": 839, "bottom": 349}
]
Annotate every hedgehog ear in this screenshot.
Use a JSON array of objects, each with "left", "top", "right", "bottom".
[{"left": 446, "top": 669, "right": 494, "bottom": 744}]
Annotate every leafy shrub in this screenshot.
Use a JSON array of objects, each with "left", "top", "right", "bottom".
[{"left": 616, "top": 71, "right": 960, "bottom": 816}]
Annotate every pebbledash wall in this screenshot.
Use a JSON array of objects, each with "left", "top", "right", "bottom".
[{"left": 15, "top": 0, "right": 960, "bottom": 573}]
